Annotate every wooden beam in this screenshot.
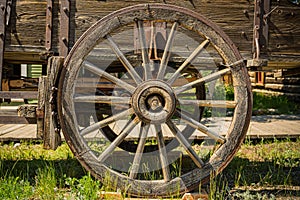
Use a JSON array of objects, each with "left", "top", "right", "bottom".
[
  {"left": 0, "top": 116, "right": 36, "bottom": 124},
  {"left": 43, "top": 56, "right": 63, "bottom": 150},
  {"left": 37, "top": 76, "right": 46, "bottom": 139},
  {"left": 0, "top": 0, "right": 7, "bottom": 91},
  {"left": 59, "top": 0, "right": 70, "bottom": 57},
  {"left": 0, "top": 91, "right": 38, "bottom": 99},
  {"left": 46, "top": 0, "right": 53, "bottom": 51},
  {"left": 274, "top": 67, "right": 300, "bottom": 78}
]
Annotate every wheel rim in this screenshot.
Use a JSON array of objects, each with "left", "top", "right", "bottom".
[{"left": 58, "top": 3, "right": 252, "bottom": 197}]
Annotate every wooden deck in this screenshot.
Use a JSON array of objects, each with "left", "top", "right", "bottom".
[{"left": 0, "top": 114, "right": 299, "bottom": 141}]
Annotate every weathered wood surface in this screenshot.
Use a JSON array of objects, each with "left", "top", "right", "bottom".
[
  {"left": 0, "top": 106, "right": 36, "bottom": 124},
  {"left": 0, "top": 91, "right": 37, "bottom": 99},
  {"left": 17, "top": 104, "right": 36, "bottom": 118},
  {"left": 2, "top": 0, "right": 300, "bottom": 64},
  {"left": 37, "top": 76, "right": 46, "bottom": 139},
  {"left": 0, "top": 124, "right": 37, "bottom": 141},
  {"left": 250, "top": 69, "right": 300, "bottom": 101},
  {"left": 43, "top": 56, "right": 63, "bottom": 150},
  {"left": 0, "top": 0, "right": 6, "bottom": 90}
]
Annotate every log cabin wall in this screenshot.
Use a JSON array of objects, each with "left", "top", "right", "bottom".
[{"left": 249, "top": 70, "right": 300, "bottom": 102}]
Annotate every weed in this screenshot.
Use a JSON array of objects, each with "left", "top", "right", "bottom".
[
  {"left": 0, "top": 176, "right": 33, "bottom": 199},
  {"left": 34, "top": 163, "right": 58, "bottom": 199},
  {"left": 208, "top": 173, "right": 230, "bottom": 200},
  {"left": 65, "top": 173, "right": 101, "bottom": 200}
]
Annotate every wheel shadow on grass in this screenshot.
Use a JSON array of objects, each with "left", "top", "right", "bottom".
[
  {"left": 0, "top": 158, "right": 86, "bottom": 185},
  {"left": 218, "top": 157, "right": 300, "bottom": 198}
]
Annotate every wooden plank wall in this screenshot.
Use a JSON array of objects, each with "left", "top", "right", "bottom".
[{"left": 2, "top": 0, "right": 300, "bottom": 64}]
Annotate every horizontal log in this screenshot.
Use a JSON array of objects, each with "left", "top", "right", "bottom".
[
  {"left": 0, "top": 116, "right": 36, "bottom": 124},
  {"left": 9, "top": 78, "right": 39, "bottom": 88},
  {"left": 0, "top": 91, "right": 38, "bottom": 99},
  {"left": 4, "top": 47, "right": 49, "bottom": 64},
  {"left": 264, "top": 83, "right": 300, "bottom": 93},
  {"left": 265, "top": 77, "right": 300, "bottom": 85},
  {"left": 274, "top": 67, "right": 300, "bottom": 78},
  {"left": 0, "top": 106, "right": 17, "bottom": 116}
]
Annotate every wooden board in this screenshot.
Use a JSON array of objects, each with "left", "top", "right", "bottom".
[
  {"left": 3, "top": 0, "right": 300, "bottom": 64},
  {"left": 0, "top": 124, "right": 37, "bottom": 141}
]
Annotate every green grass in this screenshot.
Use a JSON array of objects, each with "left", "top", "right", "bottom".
[
  {"left": 252, "top": 92, "right": 300, "bottom": 115},
  {"left": 217, "top": 138, "right": 300, "bottom": 199},
  {"left": 0, "top": 142, "right": 92, "bottom": 200},
  {"left": 0, "top": 138, "right": 299, "bottom": 199}
]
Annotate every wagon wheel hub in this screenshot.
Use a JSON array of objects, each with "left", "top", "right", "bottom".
[{"left": 132, "top": 80, "right": 176, "bottom": 124}]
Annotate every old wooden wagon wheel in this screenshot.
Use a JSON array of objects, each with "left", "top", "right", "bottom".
[{"left": 58, "top": 3, "right": 252, "bottom": 197}]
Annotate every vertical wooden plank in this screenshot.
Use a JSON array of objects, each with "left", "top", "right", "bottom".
[
  {"left": 37, "top": 76, "right": 46, "bottom": 139},
  {"left": 43, "top": 56, "right": 64, "bottom": 150},
  {"left": 46, "top": 0, "right": 53, "bottom": 51},
  {"left": 59, "top": 0, "right": 70, "bottom": 57},
  {"left": 0, "top": 0, "right": 7, "bottom": 91}
]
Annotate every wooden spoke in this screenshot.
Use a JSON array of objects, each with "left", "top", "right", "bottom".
[
  {"left": 167, "top": 39, "right": 210, "bottom": 85},
  {"left": 166, "top": 120, "right": 204, "bottom": 169},
  {"left": 74, "top": 95, "right": 131, "bottom": 104},
  {"left": 83, "top": 61, "right": 135, "bottom": 93},
  {"left": 98, "top": 117, "right": 140, "bottom": 162},
  {"left": 155, "top": 124, "right": 171, "bottom": 182},
  {"left": 175, "top": 110, "right": 226, "bottom": 144},
  {"left": 80, "top": 108, "right": 134, "bottom": 136},
  {"left": 175, "top": 68, "right": 231, "bottom": 94},
  {"left": 157, "top": 22, "right": 178, "bottom": 80},
  {"left": 179, "top": 99, "right": 236, "bottom": 109},
  {"left": 137, "top": 20, "right": 151, "bottom": 80},
  {"left": 105, "top": 34, "right": 143, "bottom": 84},
  {"left": 129, "top": 122, "right": 150, "bottom": 179}
]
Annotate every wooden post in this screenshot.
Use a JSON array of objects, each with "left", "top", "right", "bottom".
[
  {"left": 0, "top": 0, "right": 7, "bottom": 91},
  {"left": 43, "top": 56, "right": 64, "bottom": 150},
  {"left": 37, "top": 76, "right": 46, "bottom": 139}
]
